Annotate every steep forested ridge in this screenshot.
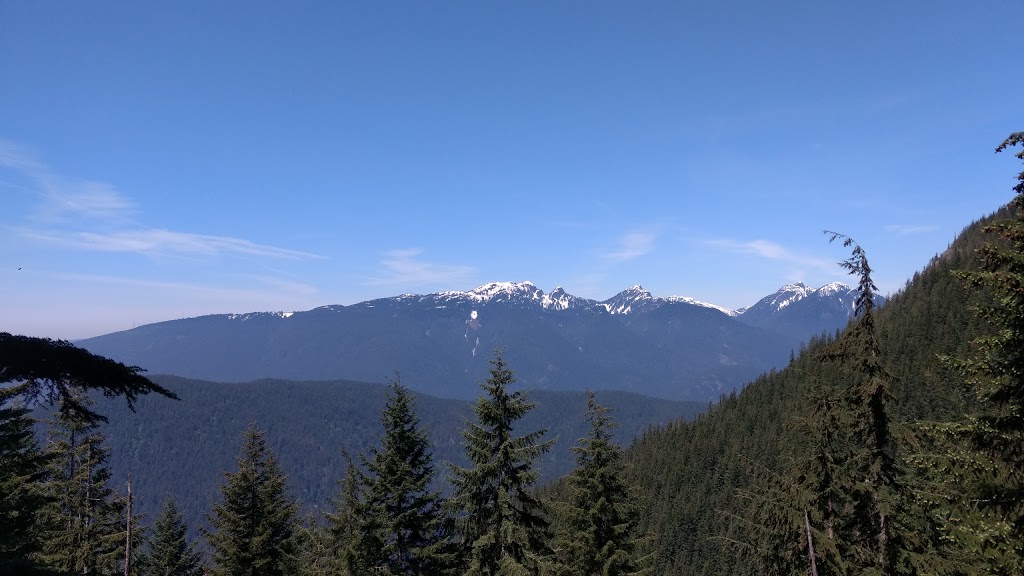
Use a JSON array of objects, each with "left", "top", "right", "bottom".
[{"left": 626, "top": 206, "right": 1013, "bottom": 574}]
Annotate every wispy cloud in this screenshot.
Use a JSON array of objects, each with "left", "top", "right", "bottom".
[
  {"left": 1, "top": 141, "right": 137, "bottom": 222},
  {"left": 366, "top": 248, "right": 476, "bottom": 288},
  {"left": 1, "top": 139, "right": 320, "bottom": 260},
  {"left": 21, "top": 228, "right": 322, "bottom": 260},
  {"left": 885, "top": 224, "right": 937, "bottom": 236},
  {"left": 603, "top": 232, "right": 656, "bottom": 262},
  {"left": 705, "top": 238, "right": 836, "bottom": 272},
  {"left": 48, "top": 271, "right": 307, "bottom": 300}
]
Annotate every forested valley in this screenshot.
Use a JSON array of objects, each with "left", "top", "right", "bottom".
[{"left": 2, "top": 132, "right": 1023, "bottom": 575}]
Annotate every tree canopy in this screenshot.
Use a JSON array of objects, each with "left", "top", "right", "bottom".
[{"left": 0, "top": 332, "right": 176, "bottom": 423}]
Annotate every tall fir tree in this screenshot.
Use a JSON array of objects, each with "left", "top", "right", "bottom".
[
  {"left": 204, "top": 425, "right": 298, "bottom": 576},
  {"left": 0, "top": 388, "right": 51, "bottom": 575},
  {"left": 36, "top": 404, "right": 132, "bottom": 575},
  {"left": 449, "top": 351, "right": 554, "bottom": 576},
  {"left": 821, "top": 232, "right": 914, "bottom": 575},
  {"left": 555, "top": 392, "right": 646, "bottom": 576},
  {"left": 137, "top": 495, "right": 204, "bottom": 576},
  {"left": 943, "top": 132, "right": 1024, "bottom": 571},
  {"left": 358, "top": 378, "right": 454, "bottom": 575}
]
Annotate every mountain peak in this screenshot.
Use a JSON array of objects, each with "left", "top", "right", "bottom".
[
  {"left": 741, "top": 280, "right": 857, "bottom": 316},
  {"left": 817, "top": 281, "right": 851, "bottom": 296},
  {"left": 602, "top": 285, "right": 656, "bottom": 315},
  {"left": 441, "top": 281, "right": 544, "bottom": 303},
  {"left": 779, "top": 281, "right": 810, "bottom": 292},
  {"left": 541, "top": 286, "right": 587, "bottom": 311}
]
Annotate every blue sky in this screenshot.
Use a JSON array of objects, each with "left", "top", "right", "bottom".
[{"left": 1, "top": 1, "right": 1021, "bottom": 339}]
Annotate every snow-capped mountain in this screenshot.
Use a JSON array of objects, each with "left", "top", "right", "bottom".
[
  {"left": 76, "top": 280, "right": 864, "bottom": 402},
  {"left": 373, "top": 281, "right": 733, "bottom": 317},
  {"left": 600, "top": 285, "right": 658, "bottom": 315},
  {"left": 736, "top": 281, "right": 875, "bottom": 339},
  {"left": 437, "top": 281, "right": 545, "bottom": 304}
]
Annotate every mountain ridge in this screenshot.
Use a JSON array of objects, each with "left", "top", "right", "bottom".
[
  {"left": 158, "top": 280, "right": 850, "bottom": 323},
  {"left": 77, "top": 281, "right": 861, "bottom": 402}
]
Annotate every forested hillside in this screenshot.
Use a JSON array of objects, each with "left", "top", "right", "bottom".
[
  {"left": 91, "top": 376, "right": 704, "bottom": 536},
  {"left": 626, "top": 201, "right": 1018, "bottom": 574}
]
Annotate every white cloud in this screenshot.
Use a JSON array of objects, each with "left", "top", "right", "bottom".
[
  {"left": 705, "top": 238, "right": 836, "bottom": 272},
  {"left": 47, "top": 271, "right": 313, "bottom": 300},
  {"left": 604, "top": 232, "right": 656, "bottom": 262},
  {"left": 885, "top": 224, "right": 937, "bottom": 235},
  {"left": 366, "top": 248, "right": 476, "bottom": 288},
  {"left": 1, "top": 140, "right": 137, "bottom": 222},
  {"left": 21, "top": 228, "right": 322, "bottom": 260},
  {"left": 1, "top": 139, "right": 320, "bottom": 260}
]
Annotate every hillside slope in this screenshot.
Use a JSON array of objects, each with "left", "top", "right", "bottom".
[{"left": 624, "top": 207, "right": 1008, "bottom": 575}]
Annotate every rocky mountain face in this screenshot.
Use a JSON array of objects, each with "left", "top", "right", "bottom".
[{"left": 77, "top": 281, "right": 863, "bottom": 401}]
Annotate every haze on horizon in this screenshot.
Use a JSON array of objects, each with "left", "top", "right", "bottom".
[{"left": 1, "top": 2, "right": 1021, "bottom": 340}]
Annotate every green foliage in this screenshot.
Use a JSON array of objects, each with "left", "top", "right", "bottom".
[
  {"left": 732, "top": 235, "right": 917, "bottom": 576},
  {"left": 939, "top": 132, "right": 1024, "bottom": 571},
  {"left": 357, "top": 378, "right": 455, "bottom": 575},
  {"left": 138, "top": 495, "right": 204, "bottom": 576},
  {"left": 0, "top": 332, "right": 176, "bottom": 424},
  {"left": 92, "top": 377, "right": 702, "bottom": 535},
  {"left": 819, "top": 233, "right": 914, "bottom": 574},
  {"left": 285, "top": 512, "right": 334, "bottom": 576},
  {"left": 625, "top": 202, "right": 1014, "bottom": 574},
  {"left": 0, "top": 335, "right": 177, "bottom": 575},
  {"left": 204, "top": 425, "right": 298, "bottom": 576},
  {"left": 326, "top": 459, "right": 369, "bottom": 576},
  {"left": 449, "top": 351, "right": 554, "bottom": 576},
  {"left": 0, "top": 390, "right": 51, "bottom": 575},
  {"left": 554, "top": 392, "right": 647, "bottom": 576},
  {"left": 36, "top": 405, "right": 132, "bottom": 575}
]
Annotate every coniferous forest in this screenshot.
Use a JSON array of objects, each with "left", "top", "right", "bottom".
[{"left": 1, "top": 132, "right": 1023, "bottom": 574}]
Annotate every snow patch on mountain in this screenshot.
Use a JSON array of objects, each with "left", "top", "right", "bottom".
[
  {"left": 541, "top": 286, "right": 581, "bottom": 310},
  {"left": 740, "top": 281, "right": 853, "bottom": 316},
  {"left": 438, "top": 281, "right": 543, "bottom": 304},
  {"left": 664, "top": 296, "right": 738, "bottom": 317},
  {"left": 226, "top": 311, "right": 294, "bottom": 321}
]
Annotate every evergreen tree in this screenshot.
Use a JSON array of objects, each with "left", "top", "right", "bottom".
[
  {"left": 821, "top": 232, "right": 913, "bottom": 575},
  {"left": 0, "top": 388, "right": 51, "bottom": 575},
  {"left": 285, "top": 512, "right": 334, "bottom": 576},
  {"left": 138, "top": 495, "right": 203, "bottom": 576},
  {"left": 359, "top": 378, "right": 454, "bottom": 575},
  {"left": 943, "top": 132, "right": 1024, "bottom": 570},
  {"left": 555, "top": 392, "right": 646, "bottom": 576},
  {"left": 747, "top": 378, "right": 849, "bottom": 576},
  {"left": 204, "top": 425, "right": 298, "bottom": 576},
  {"left": 0, "top": 332, "right": 176, "bottom": 424},
  {"left": 36, "top": 405, "right": 131, "bottom": 575},
  {"left": 449, "top": 351, "right": 554, "bottom": 576},
  {"left": 326, "top": 458, "right": 369, "bottom": 576}
]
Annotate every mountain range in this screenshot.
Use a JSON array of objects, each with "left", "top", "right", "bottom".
[{"left": 78, "top": 281, "right": 869, "bottom": 401}]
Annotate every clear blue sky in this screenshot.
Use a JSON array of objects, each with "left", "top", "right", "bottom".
[{"left": 2, "top": 1, "right": 1021, "bottom": 339}]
